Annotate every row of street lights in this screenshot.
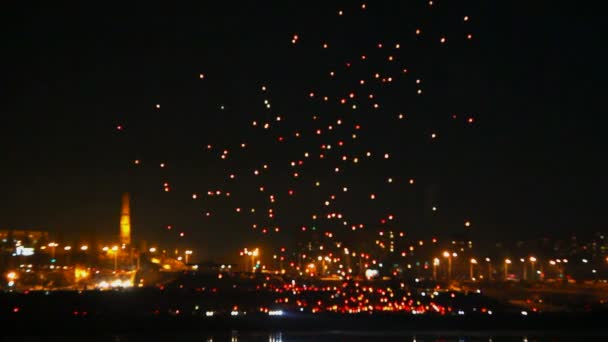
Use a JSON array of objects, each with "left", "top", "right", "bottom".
[
  {"left": 438, "top": 251, "right": 544, "bottom": 281},
  {"left": 40, "top": 242, "right": 89, "bottom": 260}
]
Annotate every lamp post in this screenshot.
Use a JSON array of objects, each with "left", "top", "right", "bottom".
[
  {"left": 529, "top": 256, "right": 537, "bottom": 281},
  {"left": 64, "top": 246, "right": 72, "bottom": 265},
  {"left": 433, "top": 258, "right": 440, "bottom": 281},
  {"left": 48, "top": 242, "right": 59, "bottom": 259},
  {"left": 185, "top": 250, "right": 193, "bottom": 264},
  {"left": 443, "top": 251, "right": 457, "bottom": 281},
  {"left": 485, "top": 257, "right": 492, "bottom": 280},
  {"left": 504, "top": 258, "right": 512, "bottom": 280},
  {"left": 80, "top": 245, "right": 89, "bottom": 266},
  {"left": 520, "top": 258, "right": 527, "bottom": 281},
  {"left": 470, "top": 258, "right": 478, "bottom": 281},
  {"left": 549, "top": 260, "right": 559, "bottom": 279}
]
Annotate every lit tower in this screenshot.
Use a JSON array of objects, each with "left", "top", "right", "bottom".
[{"left": 119, "top": 192, "right": 131, "bottom": 245}]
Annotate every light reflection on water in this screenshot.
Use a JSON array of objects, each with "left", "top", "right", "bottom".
[
  {"left": 14, "top": 332, "right": 607, "bottom": 342},
  {"left": 112, "top": 331, "right": 607, "bottom": 342}
]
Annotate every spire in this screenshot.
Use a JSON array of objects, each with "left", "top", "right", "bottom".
[{"left": 120, "top": 192, "right": 131, "bottom": 245}]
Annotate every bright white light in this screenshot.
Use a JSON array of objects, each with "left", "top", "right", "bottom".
[
  {"left": 205, "top": 311, "right": 214, "bottom": 317},
  {"left": 268, "top": 310, "right": 284, "bottom": 316},
  {"left": 230, "top": 311, "right": 239, "bottom": 316},
  {"left": 15, "top": 246, "right": 34, "bottom": 256},
  {"left": 364, "top": 269, "right": 379, "bottom": 280}
]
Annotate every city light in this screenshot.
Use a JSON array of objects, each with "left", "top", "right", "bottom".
[
  {"left": 470, "top": 259, "right": 478, "bottom": 280},
  {"left": 6, "top": 272, "right": 17, "bottom": 282}
]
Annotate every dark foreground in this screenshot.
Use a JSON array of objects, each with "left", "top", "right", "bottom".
[
  {"left": 3, "top": 287, "right": 608, "bottom": 337},
  {"left": 3, "top": 312, "right": 608, "bottom": 336}
]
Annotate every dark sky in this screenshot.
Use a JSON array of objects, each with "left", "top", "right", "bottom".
[{"left": 2, "top": 2, "right": 607, "bottom": 260}]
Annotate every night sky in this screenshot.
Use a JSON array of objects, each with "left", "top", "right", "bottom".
[{"left": 2, "top": 2, "right": 607, "bottom": 260}]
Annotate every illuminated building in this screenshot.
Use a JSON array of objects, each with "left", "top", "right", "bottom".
[{"left": 119, "top": 193, "right": 131, "bottom": 245}]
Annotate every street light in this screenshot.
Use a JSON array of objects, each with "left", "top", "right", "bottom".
[
  {"left": 504, "top": 258, "right": 512, "bottom": 280},
  {"left": 80, "top": 245, "right": 88, "bottom": 251},
  {"left": 470, "top": 258, "right": 478, "bottom": 280},
  {"left": 529, "top": 256, "right": 537, "bottom": 281},
  {"left": 443, "top": 251, "right": 457, "bottom": 281},
  {"left": 185, "top": 250, "right": 193, "bottom": 264},
  {"left": 485, "top": 257, "right": 492, "bottom": 280},
  {"left": 48, "top": 242, "right": 59, "bottom": 259},
  {"left": 64, "top": 246, "right": 72, "bottom": 265},
  {"left": 548, "top": 259, "right": 561, "bottom": 280},
  {"left": 433, "top": 258, "right": 440, "bottom": 280}
]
